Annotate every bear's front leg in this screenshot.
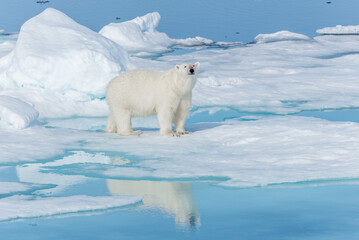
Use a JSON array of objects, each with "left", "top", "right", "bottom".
[
  {"left": 157, "top": 108, "right": 175, "bottom": 136},
  {"left": 173, "top": 95, "right": 191, "bottom": 135}
]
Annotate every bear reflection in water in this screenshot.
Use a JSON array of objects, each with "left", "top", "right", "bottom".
[
  {"left": 107, "top": 180, "right": 200, "bottom": 228},
  {"left": 107, "top": 156, "right": 200, "bottom": 228}
]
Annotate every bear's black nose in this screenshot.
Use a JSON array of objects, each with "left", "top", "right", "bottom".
[{"left": 190, "top": 69, "right": 194, "bottom": 74}]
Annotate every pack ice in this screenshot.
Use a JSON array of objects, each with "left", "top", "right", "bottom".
[{"left": 1, "top": 8, "right": 359, "bottom": 222}]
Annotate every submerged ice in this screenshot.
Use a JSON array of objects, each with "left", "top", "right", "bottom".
[{"left": 0, "top": 195, "right": 142, "bottom": 222}]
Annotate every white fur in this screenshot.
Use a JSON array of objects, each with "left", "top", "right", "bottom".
[{"left": 106, "top": 62, "right": 200, "bottom": 136}]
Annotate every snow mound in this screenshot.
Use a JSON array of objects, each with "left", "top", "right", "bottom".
[
  {"left": 254, "top": 30, "right": 311, "bottom": 43},
  {"left": 0, "top": 95, "right": 39, "bottom": 129},
  {"left": 0, "top": 195, "right": 142, "bottom": 222},
  {"left": 100, "top": 12, "right": 234, "bottom": 56},
  {"left": 0, "top": 8, "right": 131, "bottom": 99},
  {"left": 317, "top": 25, "right": 359, "bottom": 35},
  {"left": 99, "top": 12, "right": 174, "bottom": 57}
]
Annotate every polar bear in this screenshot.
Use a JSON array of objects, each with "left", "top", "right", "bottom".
[{"left": 105, "top": 62, "right": 200, "bottom": 136}]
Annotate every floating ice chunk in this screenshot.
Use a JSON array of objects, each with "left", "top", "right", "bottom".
[
  {"left": 254, "top": 30, "right": 311, "bottom": 43},
  {"left": 1, "top": 8, "right": 131, "bottom": 99},
  {"left": 317, "top": 25, "right": 359, "bottom": 35},
  {"left": 0, "top": 195, "right": 142, "bottom": 222},
  {"left": 174, "top": 37, "right": 242, "bottom": 48},
  {"left": 100, "top": 12, "right": 175, "bottom": 56},
  {"left": 174, "top": 36, "right": 214, "bottom": 48},
  {"left": 0, "top": 95, "right": 39, "bottom": 129}
]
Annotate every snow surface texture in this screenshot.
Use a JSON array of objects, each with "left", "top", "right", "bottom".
[
  {"left": 0, "top": 95, "right": 39, "bottom": 128},
  {"left": 0, "top": 195, "right": 142, "bottom": 222},
  {"left": 317, "top": 25, "right": 359, "bottom": 35}
]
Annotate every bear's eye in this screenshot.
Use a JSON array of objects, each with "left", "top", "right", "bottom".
[{"left": 184, "top": 66, "right": 187, "bottom": 68}]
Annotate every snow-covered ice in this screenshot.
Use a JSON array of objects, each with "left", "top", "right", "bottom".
[
  {"left": 27, "top": 116, "right": 359, "bottom": 188},
  {"left": 0, "top": 195, "right": 142, "bottom": 222},
  {"left": 0, "top": 95, "right": 39, "bottom": 128},
  {"left": 317, "top": 25, "right": 359, "bottom": 35},
  {"left": 2, "top": 115, "right": 359, "bottom": 188}
]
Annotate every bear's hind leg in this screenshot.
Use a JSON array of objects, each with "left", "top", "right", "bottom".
[
  {"left": 112, "top": 108, "right": 142, "bottom": 136},
  {"left": 105, "top": 114, "right": 117, "bottom": 133}
]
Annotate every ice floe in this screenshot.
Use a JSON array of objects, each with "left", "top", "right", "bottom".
[
  {"left": 174, "top": 36, "right": 214, "bottom": 48},
  {"left": 156, "top": 33, "right": 359, "bottom": 114},
  {"left": 317, "top": 25, "right": 359, "bottom": 35},
  {"left": 5, "top": 115, "right": 359, "bottom": 188},
  {"left": 0, "top": 195, "right": 142, "bottom": 222},
  {"left": 79, "top": 116, "right": 359, "bottom": 187},
  {"left": 254, "top": 30, "right": 311, "bottom": 43},
  {"left": 0, "top": 95, "right": 39, "bottom": 129}
]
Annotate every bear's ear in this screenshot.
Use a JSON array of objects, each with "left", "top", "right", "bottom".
[{"left": 195, "top": 62, "right": 200, "bottom": 68}]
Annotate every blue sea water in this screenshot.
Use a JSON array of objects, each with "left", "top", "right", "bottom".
[
  {"left": 1, "top": 0, "right": 359, "bottom": 43},
  {"left": 1, "top": 0, "right": 359, "bottom": 239},
  {"left": 1, "top": 179, "right": 359, "bottom": 240}
]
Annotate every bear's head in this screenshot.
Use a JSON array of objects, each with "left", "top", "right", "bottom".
[
  {"left": 175, "top": 62, "right": 200, "bottom": 76},
  {"left": 174, "top": 62, "right": 200, "bottom": 93}
]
